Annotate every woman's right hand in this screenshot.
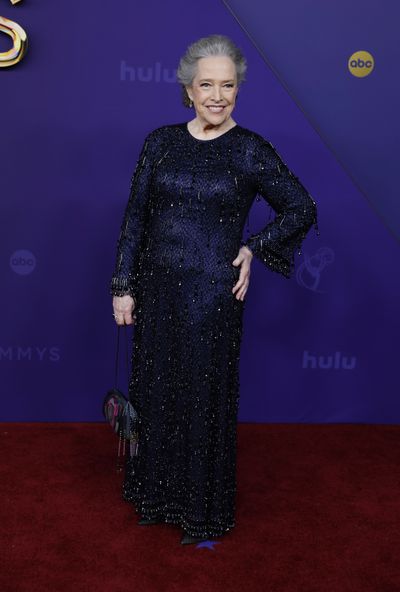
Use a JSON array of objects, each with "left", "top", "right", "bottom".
[{"left": 112, "top": 294, "right": 137, "bottom": 325}]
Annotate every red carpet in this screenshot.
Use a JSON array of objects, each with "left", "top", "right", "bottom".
[{"left": 1, "top": 422, "right": 399, "bottom": 591}]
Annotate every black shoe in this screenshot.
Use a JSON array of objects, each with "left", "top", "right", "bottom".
[
  {"left": 180, "top": 532, "right": 208, "bottom": 545},
  {"left": 138, "top": 516, "right": 160, "bottom": 525}
]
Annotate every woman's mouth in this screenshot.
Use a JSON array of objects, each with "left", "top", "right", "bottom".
[{"left": 206, "top": 106, "right": 225, "bottom": 113}]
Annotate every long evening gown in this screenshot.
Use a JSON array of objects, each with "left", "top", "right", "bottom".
[{"left": 109, "top": 122, "right": 318, "bottom": 538}]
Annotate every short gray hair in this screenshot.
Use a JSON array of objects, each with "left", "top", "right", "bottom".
[{"left": 177, "top": 34, "right": 247, "bottom": 108}]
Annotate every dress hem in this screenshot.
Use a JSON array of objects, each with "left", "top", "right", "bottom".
[{"left": 122, "top": 490, "right": 236, "bottom": 538}]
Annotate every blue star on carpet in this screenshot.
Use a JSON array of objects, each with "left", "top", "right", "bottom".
[{"left": 196, "top": 540, "right": 221, "bottom": 550}]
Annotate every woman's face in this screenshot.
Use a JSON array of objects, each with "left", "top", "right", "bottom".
[{"left": 186, "top": 56, "right": 239, "bottom": 127}]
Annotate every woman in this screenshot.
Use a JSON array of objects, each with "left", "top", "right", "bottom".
[{"left": 110, "top": 34, "right": 318, "bottom": 545}]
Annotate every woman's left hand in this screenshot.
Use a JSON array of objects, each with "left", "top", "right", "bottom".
[{"left": 232, "top": 245, "right": 253, "bottom": 301}]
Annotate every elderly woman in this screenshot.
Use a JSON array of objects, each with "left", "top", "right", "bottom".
[{"left": 110, "top": 34, "right": 318, "bottom": 545}]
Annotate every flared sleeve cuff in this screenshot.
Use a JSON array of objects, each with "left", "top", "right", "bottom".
[
  {"left": 110, "top": 275, "right": 137, "bottom": 301},
  {"left": 240, "top": 238, "right": 293, "bottom": 278}
]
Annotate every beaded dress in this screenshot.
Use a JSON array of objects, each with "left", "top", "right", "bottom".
[{"left": 109, "top": 122, "right": 318, "bottom": 538}]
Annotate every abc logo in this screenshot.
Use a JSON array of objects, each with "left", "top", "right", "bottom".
[
  {"left": 10, "top": 250, "right": 36, "bottom": 275},
  {"left": 348, "top": 50, "right": 374, "bottom": 77}
]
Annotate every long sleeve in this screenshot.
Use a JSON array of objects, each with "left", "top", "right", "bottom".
[
  {"left": 110, "top": 131, "right": 157, "bottom": 297},
  {"left": 242, "top": 135, "right": 318, "bottom": 279}
]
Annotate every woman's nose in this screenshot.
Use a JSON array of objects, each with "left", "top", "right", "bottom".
[{"left": 211, "top": 87, "right": 222, "bottom": 101}]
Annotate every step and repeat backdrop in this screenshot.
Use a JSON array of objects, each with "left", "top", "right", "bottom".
[{"left": 1, "top": 0, "right": 399, "bottom": 422}]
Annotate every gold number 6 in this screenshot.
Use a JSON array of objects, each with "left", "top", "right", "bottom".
[{"left": 0, "top": 1, "right": 28, "bottom": 68}]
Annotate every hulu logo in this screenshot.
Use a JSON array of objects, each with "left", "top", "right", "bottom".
[
  {"left": 302, "top": 350, "right": 356, "bottom": 370},
  {"left": 120, "top": 61, "right": 177, "bottom": 83}
]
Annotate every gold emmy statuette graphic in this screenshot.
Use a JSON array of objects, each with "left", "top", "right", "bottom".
[{"left": 0, "top": 1, "right": 28, "bottom": 68}]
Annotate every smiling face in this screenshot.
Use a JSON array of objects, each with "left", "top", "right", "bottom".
[{"left": 185, "top": 55, "right": 239, "bottom": 130}]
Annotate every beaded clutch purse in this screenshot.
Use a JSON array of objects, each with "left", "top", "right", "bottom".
[{"left": 102, "top": 325, "right": 139, "bottom": 465}]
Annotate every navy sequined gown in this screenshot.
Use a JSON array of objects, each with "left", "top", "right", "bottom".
[{"left": 110, "top": 122, "right": 318, "bottom": 538}]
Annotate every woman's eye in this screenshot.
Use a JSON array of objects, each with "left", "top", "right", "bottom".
[{"left": 200, "top": 83, "right": 234, "bottom": 88}]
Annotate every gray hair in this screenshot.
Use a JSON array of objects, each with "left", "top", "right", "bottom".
[{"left": 177, "top": 34, "right": 247, "bottom": 108}]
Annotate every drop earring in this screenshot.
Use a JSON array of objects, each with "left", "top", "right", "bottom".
[{"left": 189, "top": 99, "right": 193, "bottom": 108}]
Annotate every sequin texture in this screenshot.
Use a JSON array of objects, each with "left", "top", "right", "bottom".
[{"left": 110, "top": 122, "right": 318, "bottom": 538}]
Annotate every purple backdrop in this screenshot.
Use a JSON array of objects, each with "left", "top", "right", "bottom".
[{"left": 1, "top": 0, "right": 399, "bottom": 422}]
